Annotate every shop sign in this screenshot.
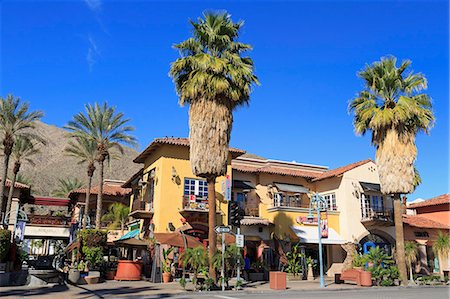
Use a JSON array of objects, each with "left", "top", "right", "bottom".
[{"left": 296, "top": 212, "right": 328, "bottom": 238}]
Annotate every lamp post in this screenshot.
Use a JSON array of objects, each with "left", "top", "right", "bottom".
[{"left": 307, "top": 192, "right": 327, "bottom": 288}]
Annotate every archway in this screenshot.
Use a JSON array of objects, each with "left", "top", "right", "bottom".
[{"left": 358, "top": 230, "right": 395, "bottom": 256}]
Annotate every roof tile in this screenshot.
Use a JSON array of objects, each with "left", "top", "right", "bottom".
[
  {"left": 312, "top": 159, "right": 373, "bottom": 182},
  {"left": 403, "top": 214, "right": 450, "bottom": 229},
  {"left": 408, "top": 194, "right": 450, "bottom": 209}
]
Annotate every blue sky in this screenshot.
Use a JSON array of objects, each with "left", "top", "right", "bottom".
[{"left": 1, "top": 0, "right": 448, "bottom": 201}]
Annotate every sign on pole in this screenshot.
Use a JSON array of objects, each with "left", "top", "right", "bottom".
[
  {"left": 320, "top": 211, "right": 328, "bottom": 238},
  {"left": 235, "top": 234, "right": 244, "bottom": 248},
  {"left": 214, "top": 225, "right": 231, "bottom": 234}
]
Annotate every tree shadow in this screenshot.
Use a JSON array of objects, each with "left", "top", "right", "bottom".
[{"left": 0, "top": 284, "right": 69, "bottom": 297}]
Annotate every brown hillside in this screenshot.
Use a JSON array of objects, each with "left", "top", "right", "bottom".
[{"left": 0, "top": 121, "right": 141, "bottom": 196}]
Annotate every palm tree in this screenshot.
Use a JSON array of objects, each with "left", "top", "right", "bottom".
[
  {"left": 181, "top": 246, "right": 208, "bottom": 291},
  {"left": 65, "top": 102, "right": 136, "bottom": 229},
  {"left": 170, "top": 11, "right": 259, "bottom": 280},
  {"left": 5, "top": 137, "right": 42, "bottom": 217},
  {"left": 15, "top": 174, "right": 32, "bottom": 186},
  {"left": 101, "top": 202, "right": 130, "bottom": 236},
  {"left": 405, "top": 241, "right": 418, "bottom": 283},
  {"left": 65, "top": 137, "right": 97, "bottom": 229},
  {"left": 0, "top": 95, "right": 43, "bottom": 219},
  {"left": 349, "top": 56, "right": 434, "bottom": 285},
  {"left": 433, "top": 230, "right": 450, "bottom": 275},
  {"left": 52, "top": 178, "right": 83, "bottom": 198}
]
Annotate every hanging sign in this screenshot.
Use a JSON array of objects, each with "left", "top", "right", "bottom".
[
  {"left": 15, "top": 220, "right": 26, "bottom": 242},
  {"left": 320, "top": 211, "right": 328, "bottom": 238}
]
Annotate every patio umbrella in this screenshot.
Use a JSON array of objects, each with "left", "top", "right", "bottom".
[{"left": 153, "top": 232, "right": 203, "bottom": 248}]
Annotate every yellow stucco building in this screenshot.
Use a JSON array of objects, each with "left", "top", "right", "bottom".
[{"left": 125, "top": 137, "right": 396, "bottom": 276}]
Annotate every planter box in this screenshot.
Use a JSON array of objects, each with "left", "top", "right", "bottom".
[
  {"left": 248, "top": 272, "right": 264, "bottom": 282},
  {"left": 85, "top": 276, "right": 99, "bottom": 284},
  {"left": 269, "top": 271, "right": 286, "bottom": 290}
]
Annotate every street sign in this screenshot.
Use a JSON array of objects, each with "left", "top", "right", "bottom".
[
  {"left": 235, "top": 234, "right": 244, "bottom": 248},
  {"left": 214, "top": 225, "right": 231, "bottom": 234}
]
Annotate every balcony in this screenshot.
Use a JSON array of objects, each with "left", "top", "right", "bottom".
[
  {"left": 129, "top": 199, "right": 154, "bottom": 219},
  {"left": 181, "top": 195, "right": 209, "bottom": 213},
  {"left": 361, "top": 207, "right": 394, "bottom": 226}
]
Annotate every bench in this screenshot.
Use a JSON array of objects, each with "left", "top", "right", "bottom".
[{"left": 335, "top": 269, "right": 372, "bottom": 287}]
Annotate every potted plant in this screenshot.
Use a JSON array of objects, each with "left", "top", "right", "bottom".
[
  {"left": 180, "top": 247, "right": 208, "bottom": 291},
  {"left": 352, "top": 253, "right": 367, "bottom": 270},
  {"left": 285, "top": 243, "right": 304, "bottom": 280},
  {"left": 162, "top": 247, "right": 174, "bottom": 283},
  {"left": 68, "top": 266, "right": 81, "bottom": 284},
  {"left": 105, "top": 261, "right": 117, "bottom": 280}
]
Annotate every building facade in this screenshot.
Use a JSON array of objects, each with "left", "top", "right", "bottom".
[
  {"left": 404, "top": 194, "right": 450, "bottom": 275},
  {"left": 125, "top": 137, "right": 397, "bottom": 277}
]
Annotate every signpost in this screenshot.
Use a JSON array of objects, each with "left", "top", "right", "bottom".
[
  {"left": 235, "top": 234, "right": 244, "bottom": 248},
  {"left": 215, "top": 225, "right": 230, "bottom": 291}
]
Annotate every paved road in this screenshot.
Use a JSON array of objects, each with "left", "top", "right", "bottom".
[{"left": 167, "top": 287, "right": 449, "bottom": 299}]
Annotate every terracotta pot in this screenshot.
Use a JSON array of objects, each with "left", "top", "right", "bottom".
[
  {"left": 105, "top": 270, "right": 116, "bottom": 280},
  {"left": 114, "top": 260, "right": 142, "bottom": 281},
  {"left": 162, "top": 272, "right": 171, "bottom": 283}
]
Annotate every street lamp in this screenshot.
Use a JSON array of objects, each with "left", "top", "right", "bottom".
[{"left": 307, "top": 192, "right": 327, "bottom": 288}]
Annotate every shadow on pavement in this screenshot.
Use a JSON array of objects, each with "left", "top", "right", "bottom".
[
  {"left": 75, "top": 285, "right": 163, "bottom": 298},
  {"left": 0, "top": 284, "right": 69, "bottom": 297}
]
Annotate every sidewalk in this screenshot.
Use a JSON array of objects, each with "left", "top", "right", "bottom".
[{"left": 0, "top": 278, "right": 361, "bottom": 299}]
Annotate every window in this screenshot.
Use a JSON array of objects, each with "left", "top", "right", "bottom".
[
  {"left": 323, "top": 193, "right": 337, "bottom": 211},
  {"left": 184, "top": 178, "right": 208, "bottom": 199},
  {"left": 273, "top": 192, "right": 302, "bottom": 208}
]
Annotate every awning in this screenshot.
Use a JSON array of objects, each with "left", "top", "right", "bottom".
[
  {"left": 275, "top": 183, "right": 309, "bottom": 194},
  {"left": 232, "top": 180, "right": 255, "bottom": 190},
  {"left": 360, "top": 182, "right": 381, "bottom": 192},
  {"left": 118, "top": 229, "right": 140, "bottom": 241},
  {"left": 115, "top": 238, "right": 148, "bottom": 247},
  {"left": 290, "top": 226, "right": 345, "bottom": 245}
]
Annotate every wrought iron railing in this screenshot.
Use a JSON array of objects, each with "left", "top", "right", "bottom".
[{"left": 361, "top": 207, "right": 394, "bottom": 222}]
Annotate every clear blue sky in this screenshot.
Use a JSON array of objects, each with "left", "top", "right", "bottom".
[{"left": 1, "top": 1, "right": 448, "bottom": 201}]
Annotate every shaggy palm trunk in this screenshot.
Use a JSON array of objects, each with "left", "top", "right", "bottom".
[
  {"left": 83, "top": 174, "right": 93, "bottom": 229},
  {"left": 0, "top": 153, "right": 11, "bottom": 220},
  {"left": 5, "top": 162, "right": 20, "bottom": 221},
  {"left": 393, "top": 194, "right": 408, "bottom": 285},
  {"left": 188, "top": 99, "right": 232, "bottom": 284},
  {"left": 207, "top": 177, "right": 217, "bottom": 282},
  {"left": 95, "top": 160, "right": 104, "bottom": 229}
]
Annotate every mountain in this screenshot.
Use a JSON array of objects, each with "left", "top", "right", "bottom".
[{"left": 1, "top": 121, "right": 141, "bottom": 196}]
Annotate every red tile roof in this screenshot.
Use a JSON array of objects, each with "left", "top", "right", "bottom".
[
  {"left": 403, "top": 215, "right": 450, "bottom": 229},
  {"left": 69, "top": 181, "right": 131, "bottom": 198},
  {"left": 2, "top": 179, "right": 30, "bottom": 189},
  {"left": 312, "top": 159, "right": 373, "bottom": 182},
  {"left": 408, "top": 194, "right": 450, "bottom": 209},
  {"left": 134, "top": 137, "right": 245, "bottom": 163},
  {"left": 232, "top": 163, "right": 322, "bottom": 179}
]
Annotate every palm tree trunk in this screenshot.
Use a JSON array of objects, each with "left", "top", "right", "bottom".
[
  {"left": 0, "top": 153, "right": 10, "bottom": 220},
  {"left": 95, "top": 161, "right": 104, "bottom": 229},
  {"left": 393, "top": 193, "right": 408, "bottom": 285},
  {"left": 5, "top": 171, "right": 18, "bottom": 221},
  {"left": 207, "top": 177, "right": 217, "bottom": 282},
  {"left": 83, "top": 174, "right": 93, "bottom": 229},
  {"left": 409, "top": 261, "right": 414, "bottom": 282}
]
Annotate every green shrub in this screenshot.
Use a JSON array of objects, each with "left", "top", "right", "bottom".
[
  {"left": 82, "top": 246, "right": 104, "bottom": 268},
  {"left": 0, "top": 230, "right": 11, "bottom": 262},
  {"left": 79, "top": 229, "right": 107, "bottom": 247},
  {"left": 352, "top": 253, "right": 368, "bottom": 268},
  {"left": 369, "top": 265, "right": 399, "bottom": 286},
  {"left": 286, "top": 243, "right": 304, "bottom": 275}
]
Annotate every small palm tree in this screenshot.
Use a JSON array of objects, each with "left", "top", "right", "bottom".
[
  {"left": 100, "top": 202, "right": 129, "bottom": 236},
  {"left": 5, "top": 137, "right": 42, "bottom": 216},
  {"left": 0, "top": 95, "right": 43, "bottom": 218},
  {"left": 65, "top": 137, "right": 97, "bottom": 229},
  {"left": 181, "top": 246, "right": 208, "bottom": 291},
  {"left": 170, "top": 12, "right": 259, "bottom": 281},
  {"left": 65, "top": 102, "right": 136, "bottom": 229},
  {"left": 349, "top": 56, "right": 434, "bottom": 284},
  {"left": 433, "top": 230, "right": 450, "bottom": 274},
  {"left": 52, "top": 178, "right": 83, "bottom": 198},
  {"left": 405, "top": 241, "right": 419, "bottom": 282}
]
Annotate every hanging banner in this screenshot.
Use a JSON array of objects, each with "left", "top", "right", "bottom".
[
  {"left": 15, "top": 220, "right": 26, "bottom": 242},
  {"left": 320, "top": 211, "right": 328, "bottom": 238}
]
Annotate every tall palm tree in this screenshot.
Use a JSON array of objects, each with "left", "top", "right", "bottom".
[
  {"left": 0, "top": 95, "right": 43, "bottom": 219},
  {"left": 65, "top": 102, "right": 136, "bottom": 229},
  {"left": 433, "top": 230, "right": 450, "bottom": 274},
  {"left": 65, "top": 137, "right": 97, "bottom": 229},
  {"left": 5, "top": 137, "right": 42, "bottom": 217},
  {"left": 405, "top": 241, "right": 418, "bottom": 283},
  {"left": 52, "top": 178, "right": 83, "bottom": 198},
  {"left": 101, "top": 202, "right": 130, "bottom": 236},
  {"left": 170, "top": 11, "right": 259, "bottom": 280},
  {"left": 349, "top": 56, "right": 434, "bottom": 285}
]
